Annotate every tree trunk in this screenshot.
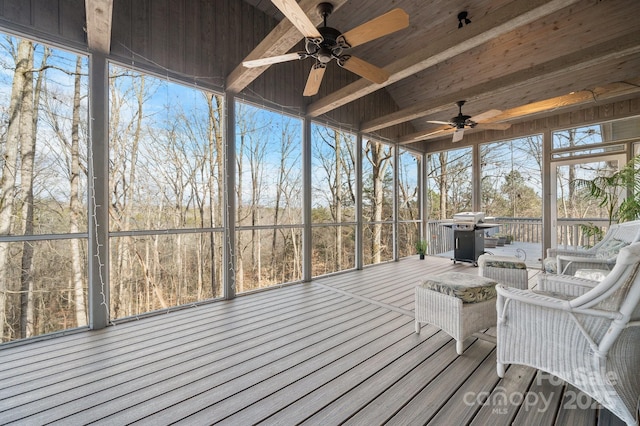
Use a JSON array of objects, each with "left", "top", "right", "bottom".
[
  {"left": 367, "top": 140, "right": 391, "bottom": 264},
  {"left": 19, "top": 42, "right": 36, "bottom": 338},
  {"left": 213, "top": 95, "right": 224, "bottom": 297},
  {"left": 236, "top": 132, "right": 245, "bottom": 293},
  {"left": 69, "top": 56, "right": 87, "bottom": 327},
  {"left": 205, "top": 93, "right": 220, "bottom": 297},
  {"left": 135, "top": 250, "right": 168, "bottom": 309},
  {"left": 249, "top": 133, "right": 264, "bottom": 287},
  {"left": 0, "top": 40, "right": 33, "bottom": 342},
  {"left": 334, "top": 131, "right": 342, "bottom": 270},
  {"left": 108, "top": 71, "right": 146, "bottom": 318},
  {"left": 439, "top": 152, "right": 448, "bottom": 219}
]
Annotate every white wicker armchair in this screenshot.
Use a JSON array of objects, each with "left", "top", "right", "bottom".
[
  {"left": 497, "top": 242, "right": 640, "bottom": 426},
  {"left": 544, "top": 220, "right": 640, "bottom": 276},
  {"left": 545, "top": 223, "right": 623, "bottom": 259}
]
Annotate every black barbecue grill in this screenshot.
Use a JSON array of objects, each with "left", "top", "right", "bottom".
[{"left": 445, "top": 212, "right": 499, "bottom": 266}]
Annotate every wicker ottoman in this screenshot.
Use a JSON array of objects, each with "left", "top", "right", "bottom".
[
  {"left": 478, "top": 254, "right": 528, "bottom": 289},
  {"left": 415, "top": 272, "right": 498, "bottom": 355}
]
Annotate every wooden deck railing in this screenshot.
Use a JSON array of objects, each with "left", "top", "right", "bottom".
[{"left": 426, "top": 217, "right": 610, "bottom": 255}]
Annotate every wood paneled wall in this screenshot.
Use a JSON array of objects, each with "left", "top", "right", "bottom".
[
  {"left": 109, "top": 0, "right": 276, "bottom": 92},
  {"left": 0, "top": 0, "right": 86, "bottom": 48}
]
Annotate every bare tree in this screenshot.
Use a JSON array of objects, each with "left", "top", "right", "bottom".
[
  {"left": 209, "top": 94, "right": 224, "bottom": 296},
  {"left": 364, "top": 140, "right": 392, "bottom": 264},
  {"left": 397, "top": 150, "right": 419, "bottom": 257},
  {"left": 248, "top": 130, "right": 266, "bottom": 286},
  {"left": 235, "top": 104, "right": 271, "bottom": 291},
  {"left": 234, "top": 107, "right": 250, "bottom": 292},
  {"left": 189, "top": 92, "right": 224, "bottom": 298},
  {"left": 19, "top": 44, "right": 53, "bottom": 337},
  {"left": 0, "top": 40, "right": 34, "bottom": 341},
  {"left": 437, "top": 152, "right": 448, "bottom": 220},
  {"left": 334, "top": 131, "right": 342, "bottom": 270},
  {"left": 65, "top": 56, "right": 87, "bottom": 327},
  {"left": 39, "top": 52, "right": 91, "bottom": 330},
  {"left": 173, "top": 92, "right": 223, "bottom": 300},
  {"left": 16, "top": 42, "right": 36, "bottom": 338},
  {"left": 312, "top": 127, "right": 357, "bottom": 271},
  {"left": 270, "top": 120, "right": 300, "bottom": 280},
  {"left": 109, "top": 70, "right": 154, "bottom": 317}
]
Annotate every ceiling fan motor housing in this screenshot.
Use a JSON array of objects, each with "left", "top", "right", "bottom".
[
  {"left": 312, "top": 26, "right": 344, "bottom": 62},
  {"left": 452, "top": 114, "right": 472, "bottom": 128},
  {"left": 305, "top": 3, "right": 351, "bottom": 63}
]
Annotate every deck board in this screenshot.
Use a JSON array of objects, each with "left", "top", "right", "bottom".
[
  {"left": 1, "top": 287, "right": 347, "bottom": 395},
  {"left": 8, "top": 295, "right": 372, "bottom": 422},
  {"left": 337, "top": 332, "right": 462, "bottom": 425},
  {"left": 198, "top": 316, "right": 429, "bottom": 425},
  {"left": 427, "top": 346, "right": 503, "bottom": 425},
  {"left": 469, "top": 363, "right": 538, "bottom": 425},
  {"left": 278, "top": 329, "right": 451, "bottom": 425},
  {"left": 555, "top": 385, "right": 597, "bottom": 426},
  {"left": 0, "top": 256, "right": 626, "bottom": 425},
  {"left": 387, "top": 339, "right": 496, "bottom": 424},
  {"left": 511, "top": 370, "right": 565, "bottom": 425}
]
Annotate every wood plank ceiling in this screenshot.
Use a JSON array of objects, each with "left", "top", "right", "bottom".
[{"left": 86, "top": 0, "right": 640, "bottom": 151}]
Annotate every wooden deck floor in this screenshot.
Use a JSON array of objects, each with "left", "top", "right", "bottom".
[{"left": 0, "top": 256, "right": 626, "bottom": 425}]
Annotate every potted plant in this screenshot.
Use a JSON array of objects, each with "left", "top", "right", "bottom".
[
  {"left": 415, "top": 239, "right": 428, "bottom": 260},
  {"left": 484, "top": 236, "right": 498, "bottom": 248}
]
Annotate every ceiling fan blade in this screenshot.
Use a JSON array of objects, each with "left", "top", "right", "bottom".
[
  {"left": 303, "top": 63, "right": 326, "bottom": 96},
  {"left": 340, "top": 8, "right": 409, "bottom": 48},
  {"left": 452, "top": 128, "right": 465, "bottom": 143},
  {"left": 426, "top": 120, "right": 452, "bottom": 125},
  {"left": 339, "top": 56, "right": 389, "bottom": 84},
  {"left": 408, "top": 127, "right": 450, "bottom": 141},
  {"left": 471, "top": 109, "right": 502, "bottom": 122},
  {"left": 400, "top": 127, "right": 452, "bottom": 144},
  {"left": 271, "top": 0, "right": 322, "bottom": 39},
  {"left": 474, "top": 122, "right": 512, "bottom": 130},
  {"left": 243, "top": 52, "right": 304, "bottom": 68}
]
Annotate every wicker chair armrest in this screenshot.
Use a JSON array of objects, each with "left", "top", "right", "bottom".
[
  {"left": 537, "top": 274, "right": 598, "bottom": 297},
  {"left": 556, "top": 255, "right": 616, "bottom": 276},
  {"left": 496, "top": 284, "right": 618, "bottom": 320},
  {"left": 546, "top": 247, "right": 592, "bottom": 258},
  {"left": 496, "top": 284, "right": 569, "bottom": 309}
]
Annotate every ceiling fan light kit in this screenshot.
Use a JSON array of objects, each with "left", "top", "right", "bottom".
[{"left": 243, "top": 0, "right": 409, "bottom": 96}]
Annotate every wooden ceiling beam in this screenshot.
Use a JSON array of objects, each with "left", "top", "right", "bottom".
[
  {"left": 398, "top": 78, "right": 640, "bottom": 144},
  {"left": 361, "top": 31, "right": 640, "bottom": 133},
  {"left": 85, "top": 0, "right": 113, "bottom": 53},
  {"left": 226, "top": 0, "right": 348, "bottom": 94},
  {"left": 487, "top": 79, "right": 640, "bottom": 122},
  {"left": 363, "top": 31, "right": 640, "bottom": 133},
  {"left": 306, "top": 0, "right": 581, "bottom": 118}
]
